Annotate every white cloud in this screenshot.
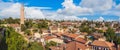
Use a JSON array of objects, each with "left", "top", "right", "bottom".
[
  {"left": 102, "top": 11, "right": 120, "bottom": 18},
  {"left": 0, "top": 3, "right": 20, "bottom": 18},
  {"left": 57, "top": 0, "right": 93, "bottom": 16},
  {"left": 0, "top": 3, "right": 45, "bottom": 19},
  {"left": 111, "top": 11, "right": 120, "bottom": 17},
  {"left": 0, "top": 2, "right": 13, "bottom": 10},
  {"left": 115, "top": 4, "right": 120, "bottom": 10},
  {"left": 45, "top": 13, "right": 81, "bottom": 20},
  {"left": 102, "top": 4, "right": 120, "bottom": 17},
  {"left": 42, "top": 10, "right": 88, "bottom": 21},
  {"left": 96, "top": 16, "right": 104, "bottom": 21},
  {"left": 28, "top": 7, "right": 52, "bottom": 9},
  {"left": 0, "top": 2, "right": 82, "bottom": 20},
  {"left": 79, "top": 17, "right": 88, "bottom": 21},
  {"left": 0, "top": 0, "right": 119, "bottom": 21},
  {"left": 41, "top": 0, "right": 91, "bottom": 20},
  {"left": 80, "top": 0, "right": 113, "bottom": 11},
  {"left": 43, "top": 0, "right": 91, "bottom": 20},
  {"left": 119, "top": 18, "right": 120, "bottom": 22},
  {"left": 106, "top": 19, "right": 114, "bottom": 22},
  {"left": 25, "top": 7, "right": 45, "bottom": 19}
]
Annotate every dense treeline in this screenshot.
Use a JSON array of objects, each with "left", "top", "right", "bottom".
[
  {"left": 21, "top": 19, "right": 49, "bottom": 34},
  {"left": 0, "top": 17, "right": 20, "bottom": 24},
  {"left": 0, "top": 27, "right": 43, "bottom": 50}
]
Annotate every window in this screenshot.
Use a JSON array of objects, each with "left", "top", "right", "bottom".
[
  {"left": 78, "top": 48, "right": 80, "bottom": 50},
  {"left": 49, "top": 48, "right": 51, "bottom": 50},
  {"left": 104, "top": 48, "right": 108, "bottom": 50},
  {"left": 63, "top": 47, "right": 66, "bottom": 50}
]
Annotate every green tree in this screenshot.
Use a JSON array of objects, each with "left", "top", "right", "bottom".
[
  {"left": 6, "top": 17, "right": 13, "bottom": 24},
  {"left": 104, "top": 28, "right": 115, "bottom": 42},
  {"left": 26, "top": 42, "right": 43, "bottom": 50},
  {"left": 0, "top": 32, "right": 8, "bottom": 50},
  {"left": 69, "top": 29, "right": 76, "bottom": 33},
  {"left": 4, "top": 17, "right": 20, "bottom": 24},
  {"left": 0, "top": 20, "right": 2, "bottom": 24},
  {"left": 0, "top": 33, "right": 2, "bottom": 43},
  {"left": 98, "top": 30, "right": 104, "bottom": 33},
  {"left": 32, "top": 23, "right": 38, "bottom": 28},
  {"left": 21, "top": 24, "right": 26, "bottom": 31},
  {"left": 45, "top": 41, "right": 57, "bottom": 50},
  {"left": 25, "top": 20, "right": 33, "bottom": 29},
  {"left": 33, "top": 29, "right": 38, "bottom": 33},
  {"left": 5, "top": 27, "right": 27, "bottom": 50},
  {"left": 24, "top": 29, "right": 31, "bottom": 35},
  {"left": 79, "top": 25, "right": 94, "bottom": 35},
  {"left": 38, "top": 21, "right": 48, "bottom": 34},
  {"left": 0, "top": 26, "right": 44, "bottom": 50},
  {"left": 38, "top": 21, "right": 48, "bottom": 29},
  {"left": 114, "top": 35, "right": 120, "bottom": 50}
]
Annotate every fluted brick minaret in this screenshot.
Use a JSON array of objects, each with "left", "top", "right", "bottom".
[{"left": 20, "top": 4, "right": 25, "bottom": 25}]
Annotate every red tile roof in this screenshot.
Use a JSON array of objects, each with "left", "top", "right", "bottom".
[
  {"left": 50, "top": 26, "right": 58, "bottom": 30},
  {"left": 75, "top": 37, "right": 87, "bottom": 44},
  {"left": 8, "top": 24, "right": 20, "bottom": 28},
  {"left": 62, "top": 33, "right": 79, "bottom": 39},
  {"left": 68, "top": 34, "right": 79, "bottom": 39},
  {"left": 92, "top": 40, "right": 114, "bottom": 48},
  {"left": 65, "top": 41, "right": 88, "bottom": 50},
  {"left": 60, "top": 22, "right": 72, "bottom": 25},
  {"left": 49, "top": 41, "right": 88, "bottom": 50},
  {"left": 52, "top": 32, "right": 63, "bottom": 37},
  {"left": 49, "top": 46, "right": 62, "bottom": 50},
  {"left": 80, "top": 32, "right": 88, "bottom": 35},
  {"left": 118, "top": 45, "right": 120, "bottom": 50},
  {"left": 44, "top": 36, "right": 55, "bottom": 40}
]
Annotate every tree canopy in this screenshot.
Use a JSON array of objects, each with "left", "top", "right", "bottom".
[
  {"left": 45, "top": 41, "right": 57, "bottom": 50},
  {"left": 104, "top": 28, "right": 115, "bottom": 42},
  {"left": 0, "top": 27, "right": 43, "bottom": 50}
]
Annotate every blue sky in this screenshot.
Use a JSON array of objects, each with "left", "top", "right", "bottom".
[
  {"left": 3, "top": 0, "right": 119, "bottom": 10},
  {"left": 0, "top": 0, "right": 120, "bottom": 21},
  {"left": 2, "top": 0, "right": 81, "bottom": 10}
]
